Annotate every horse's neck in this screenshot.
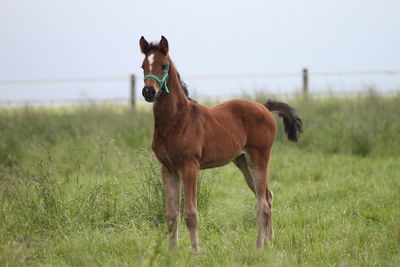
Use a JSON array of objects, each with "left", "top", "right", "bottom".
[{"left": 153, "top": 64, "right": 190, "bottom": 132}]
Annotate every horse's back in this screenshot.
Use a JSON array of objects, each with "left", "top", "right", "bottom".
[
  {"left": 209, "top": 99, "right": 276, "bottom": 151},
  {"left": 210, "top": 99, "right": 275, "bottom": 127}
]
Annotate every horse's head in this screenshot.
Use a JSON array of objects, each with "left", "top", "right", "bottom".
[{"left": 139, "top": 36, "right": 170, "bottom": 102}]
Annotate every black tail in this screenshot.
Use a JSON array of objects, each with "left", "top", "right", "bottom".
[{"left": 264, "top": 100, "right": 303, "bottom": 142}]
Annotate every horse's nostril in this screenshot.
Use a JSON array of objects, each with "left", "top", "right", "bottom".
[
  {"left": 142, "top": 86, "right": 155, "bottom": 93},
  {"left": 142, "top": 86, "right": 156, "bottom": 101},
  {"left": 148, "top": 86, "right": 155, "bottom": 94}
]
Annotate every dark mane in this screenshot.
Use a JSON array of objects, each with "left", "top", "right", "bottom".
[
  {"left": 147, "top": 43, "right": 196, "bottom": 103},
  {"left": 176, "top": 71, "right": 196, "bottom": 103}
]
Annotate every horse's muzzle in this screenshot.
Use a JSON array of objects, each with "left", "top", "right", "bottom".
[{"left": 142, "top": 86, "right": 156, "bottom": 102}]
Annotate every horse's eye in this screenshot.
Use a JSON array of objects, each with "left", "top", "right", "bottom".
[
  {"left": 141, "top": 65, "right": 144, "bottom": 70},
  {"left": 162, "top": 64, "right": 168, "bottom": 70}
]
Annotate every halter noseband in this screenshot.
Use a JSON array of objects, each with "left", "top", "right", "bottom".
[{"left": 143, "top": 63, "right": 170, "bottom": 98}]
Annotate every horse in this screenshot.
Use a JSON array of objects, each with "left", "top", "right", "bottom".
[{"left": 139, "top": 36, "right": 302, "bottom": 252}]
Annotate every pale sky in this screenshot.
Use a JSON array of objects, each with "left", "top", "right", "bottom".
[{"left": 0, "top": 0, "right": 399, "bottom": 101}]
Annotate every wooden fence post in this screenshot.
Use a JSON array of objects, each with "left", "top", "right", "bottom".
[
  {"left": 130, "top": 74, "right": 136, "bottom": 109},
  {"left": 302, "top": 68, "right": 308, "bottom": 95}
]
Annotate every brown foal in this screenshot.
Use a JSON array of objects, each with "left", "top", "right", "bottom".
[{"left": 139, "top": 36, "right": 302, "bottom": 252}]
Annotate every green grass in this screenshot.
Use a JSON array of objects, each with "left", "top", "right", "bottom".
[{"left": 0, "top": 94, "right": 399, "bottom": 266}]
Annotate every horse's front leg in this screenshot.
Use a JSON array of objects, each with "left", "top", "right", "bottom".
[
  {"left": 161, "top": 166, "right": 181, "bottom": 250},
  {"left": 180, "top": 160, "right": 200, "bottom": 252}
]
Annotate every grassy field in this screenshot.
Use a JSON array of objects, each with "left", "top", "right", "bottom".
[{"left": 1, "top": 93, "right": 399, "bottom": 266}]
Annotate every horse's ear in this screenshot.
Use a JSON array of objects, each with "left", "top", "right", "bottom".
[
  {"left": 159, "top": 36, "right": 169, "bottom": 55},
  {"left": 140, "top": 36, "right": 150, "bottom": 54}
]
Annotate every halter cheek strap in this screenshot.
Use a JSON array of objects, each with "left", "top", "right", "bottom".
[{"left": 143, "top": 64, "right": 170, "bottom": 97}]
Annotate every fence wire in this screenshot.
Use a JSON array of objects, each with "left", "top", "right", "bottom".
[{"left": 1, "top": 70, "right": 399, "bottom": 106}]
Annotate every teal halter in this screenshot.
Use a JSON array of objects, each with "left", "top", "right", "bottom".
[{"left": 143, "top": 64, "right": 170, "bottom": 97}]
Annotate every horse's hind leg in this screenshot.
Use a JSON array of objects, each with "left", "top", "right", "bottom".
[
  {"left": 233, "top": 154, "right": 255, "bottom": 194},
  {"left": 266, "top": 187, "right": 274, "bottom": 241},
  {"left": 233, "top": 154, "right": 274, "bottom": 241},
  {"left": 233, "top": 155, "right": 273, "bottom": 210},
  {"left": 244, "top": 147, "right": 273, "bottom": 248}
]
